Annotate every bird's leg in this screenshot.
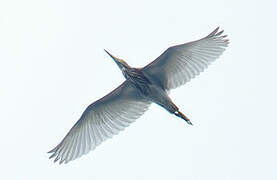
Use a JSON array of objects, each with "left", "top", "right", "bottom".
[{"left": 174, "top": 111, "right": 193, "bottom": 125}]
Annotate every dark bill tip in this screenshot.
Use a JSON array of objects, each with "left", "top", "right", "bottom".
[{"left": 104, "top": 49, "right": 117, "bottom": 61}]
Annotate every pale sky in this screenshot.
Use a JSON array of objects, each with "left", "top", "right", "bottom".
[{"left": 1, "top": 0, "right": 277, "bottom": 179}]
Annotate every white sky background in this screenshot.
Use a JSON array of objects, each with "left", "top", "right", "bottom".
[{"left": 0, "top": 0, "right": 277, "bottom": 179}]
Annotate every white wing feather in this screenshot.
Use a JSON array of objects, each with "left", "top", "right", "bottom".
[
  {"left": 49, "top": 81, "right": 151, "bottom": 164},
  {"left": 143, "top": 27, "right": 229, "bottom": 90}
]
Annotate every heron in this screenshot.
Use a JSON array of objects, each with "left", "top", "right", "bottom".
[{"left": 49, "top": 27, "right": 229, "bottom": 164}]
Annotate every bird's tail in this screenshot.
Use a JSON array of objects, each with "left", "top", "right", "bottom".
[{"left": 175, "top": 111, "right": 193, "bottom": 125}]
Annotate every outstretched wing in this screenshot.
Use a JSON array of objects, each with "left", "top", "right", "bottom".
[
  {"left": 48, "top": 81, "right": 151, "bottom": 164},
  {"left": 142, "top": 27, "right": 229, "bottom": 90}
]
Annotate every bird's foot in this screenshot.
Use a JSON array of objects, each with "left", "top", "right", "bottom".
[{"left": 175, "top": 111, "right": 193, "bottom": 125}]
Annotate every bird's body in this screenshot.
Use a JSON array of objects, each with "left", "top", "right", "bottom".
[
  {"left": 105, "top": 52, "right": 190, "bottom": 123},
  {"left": 49, "top": 27, "right": 229, "bottom": 164},
  {"left": 123, "top": 67, "right": 152, "bottom": 95}
]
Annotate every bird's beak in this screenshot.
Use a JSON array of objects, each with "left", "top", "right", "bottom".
[{"left": 104, "top": 49, "right": 119, "bottom": 63}]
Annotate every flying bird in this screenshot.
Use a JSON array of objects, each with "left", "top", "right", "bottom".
[{"left": 49, "top": 27, "right": 229, "bottom": 164}]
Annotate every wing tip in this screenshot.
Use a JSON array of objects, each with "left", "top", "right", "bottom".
[
  {"left": 206, "top": 27, "right": 229, "bottom": 41},
  {"left": 206, "top": 27, "right": 220, "bottom": 38},
  {"left": 47, "top": 147, "right": 57, "bottom": 154},
  {"left": 48, "top": 152, "right": 68, "bottom": 164},
  {"left": 48, "top": 146, "right": 64, "bottom": 164}
]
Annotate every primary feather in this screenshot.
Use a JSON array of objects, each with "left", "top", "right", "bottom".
[{"left": 49, "top": 81, "right": 151, "bottom": 164}]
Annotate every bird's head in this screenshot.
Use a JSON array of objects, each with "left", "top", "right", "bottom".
[{"left": 104, "top": 49, "right": 130, "bottom": 72}]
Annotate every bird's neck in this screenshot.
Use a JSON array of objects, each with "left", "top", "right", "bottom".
[
  {"left": 123, "top": 68, "right": 151, "bottom": 95},
  {"left": 123, "top": 68, "right": 140, "bottom": 81}
]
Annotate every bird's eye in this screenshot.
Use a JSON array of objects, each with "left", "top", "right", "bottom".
[{"left": 119, "top": 59, "right": 125, "bottom": 64}]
